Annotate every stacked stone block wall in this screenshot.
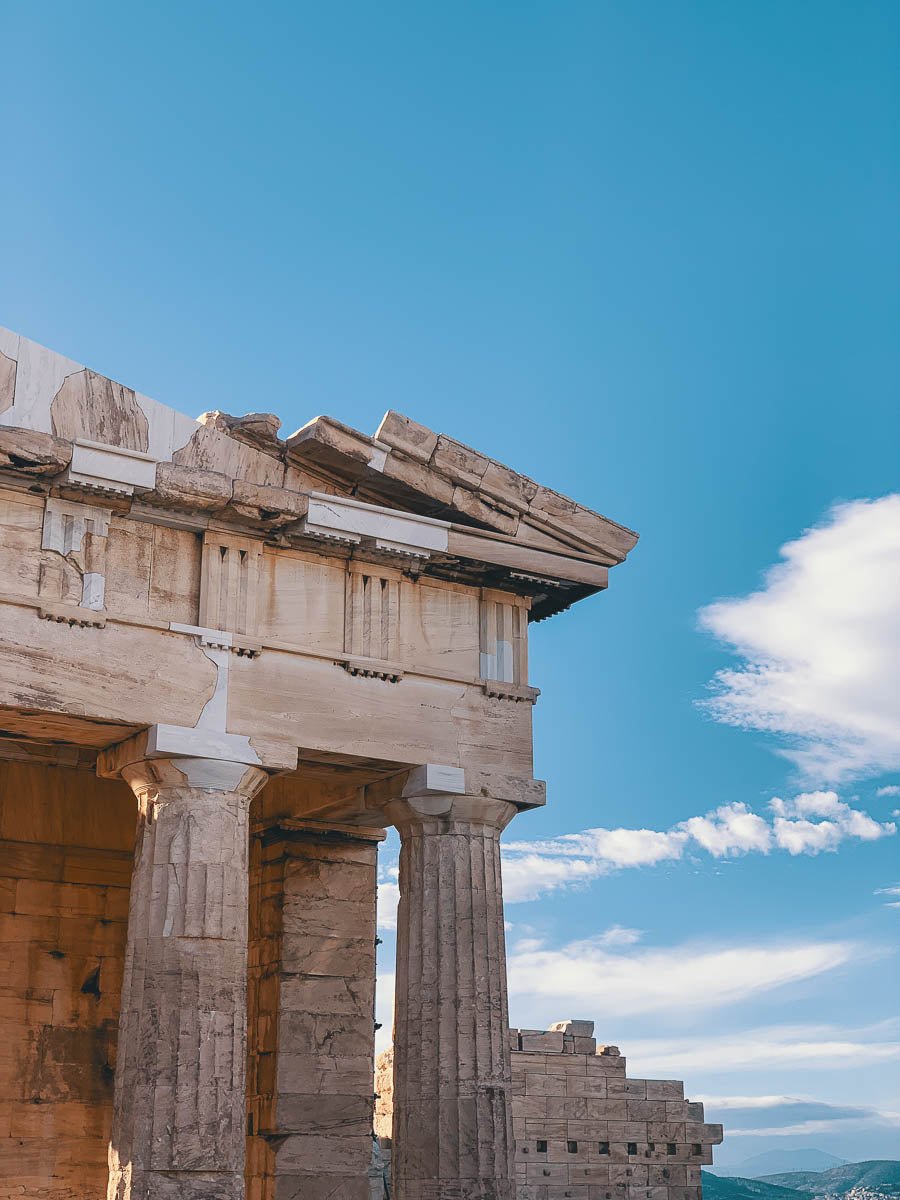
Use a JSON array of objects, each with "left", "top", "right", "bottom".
[
  {"left": 374, "top": 1020, "right": 723, "bottom": 1200},
  {"left": 0, "top": 760, "right": 135, "bottom": 1199},
  {"left": 511, "top": 1022, "right": 722, "bottom": 1200},
  {"left": 247, "top": 822, "right": 380, "bottom": 1200}
]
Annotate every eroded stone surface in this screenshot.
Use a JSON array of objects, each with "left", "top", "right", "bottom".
[
  {"left": 376, "top": 1024, "right": 723, "bottom": 1200},
  {"left": 387, "top": 793, "right": 518, "bottom": 1200},
  {"left": 106, "top": 759, "right": 268, "bottom": 1200}
]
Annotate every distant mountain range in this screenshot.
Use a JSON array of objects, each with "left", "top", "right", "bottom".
[
  {"left": 712, "top": 1151, "right": 849, "bottom": 1178},
  {"left": 703, "top": 1160, "right": 900, "bottom": 1200}
]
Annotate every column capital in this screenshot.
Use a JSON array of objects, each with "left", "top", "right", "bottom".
[
  {"left": 97, "top": 724, "right": 272, "bottom": 798},
  {"left": 385, "top": 792, "right": 517, "bottom": 836},
  {"left": 382, "top": 762, "right": 544, "bottom": 834}
]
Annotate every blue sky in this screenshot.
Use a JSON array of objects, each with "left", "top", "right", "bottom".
[{"left": 3, "top": 0, "right": 899, "bottom": 1166}]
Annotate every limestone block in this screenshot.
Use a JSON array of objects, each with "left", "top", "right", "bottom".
[
  {"left": 275, "top": 1094, "right": 373, "bottom": 1136},
  {"left": 668, "top": 1188, "right": 702, "bottom": 1200},
  {"left": 524, "top": 1118, "right": 568, "bottom": 1138},
  {"left": 586, "top": 1056, "right": 625, "bottom": 1077},
  {"left": 526, "top": 1072, "right": 571, "bottom": 1096},
  {"left": 549, "top": 1020, "right": 595, "bottom": 1038},
  {"left": 276, "top": 1054, "right": 374, "bottom": 1096},
  {"left": 481, "top": 460, "right": 539, "bottom": 511},
  {"left": 515, "top": 1053, "right": 552, "bottom": 1073},
  {"left": 374, "top": 411, "right": 439, "bottom": 464},
  {"left": 609, "top": 1078, "right": 647, "bottom": 1098},
  {"left": 449, "top": 483, "right": 518, "bottom": 533},
  {"left": 378, "top": 447, "right": 455, "bottom": 505},
  {"left": 625, "top": 1100, "right": 669, "bottom": 1121},
  {"left": 275, "top": 1133, "right": 373, "bottom": 1175},
  {"left": 645, "top": 1079, "right": 685, "bottom": 1101},
  {"left": 0, "top": 424, "right": 73, "bottom": 475},
  {"left": 525, "top": 1163, "right": 569, "bottom": 1183},
  {"left": 612, "top": 1164, "right": 649, "bottom": 1185},
  {"left": 519, "top": 1095, "right": 550, "bottom": 1118},
  {"left": 274, "top": 1175, "right": 373, "bottom": 1200},
  {"left": 578, "top": 1165, "right": 612, "bottom": 1183},
  {"left": 152, "top": 460, "right": 233, "bottom": 511},
  {"left": 566, "top": 1075, "right": 608, "bottom": 1098},
  {"left": 684, "top": 1122, "right": 718, "bottom": 1142},
  {"left": 647, "top": 1122, "right": 687, "bottom": 1143},
  {"left": 608, "top": 1122, "right": 653, "bottom": 1143},
  {"left": 431, "top": 434, "right": 490, "bottom": 488}
]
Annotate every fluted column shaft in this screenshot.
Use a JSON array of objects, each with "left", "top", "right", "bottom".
[
  {"left": 387, "top": 793, "right": 517, "bottom": 1200},
  {"left": 107, "top": 756, "right": 268, "bottom": 1200}
]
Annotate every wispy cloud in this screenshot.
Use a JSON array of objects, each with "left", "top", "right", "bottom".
[
  {"left": 505, "top": 934, "right": 857, "bottom": 1020},
  {"left": 500, "top": 792, "right": 894, "bottom": 904},
  {"left": 377, "top": 862, "right": 400, "bottom": 931},
  {"left": 624, "top": 1018, "right": 900, "bottom": 1076},
  {"left": 876, "top": 883, "right": 900, "bottom": 910},
  {"left": 692, "top": 1094, "right": 900, "bottom": 1138},
  {"left": 698, "top": 495, "right": 900, "bottom": 783},
  {"left": 877, "top": 785, "right": 900, "bottom": 797},
  {"left": 375, "top": 954, "right": 880, "bottom": 1059}
]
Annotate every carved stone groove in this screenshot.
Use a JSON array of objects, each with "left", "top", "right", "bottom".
[
  {"left": 387, "top": 792, "right": 517, "bottom": 1200},
  {"left": 103, "top": 756, "right": 268, "bottom": 1200}
]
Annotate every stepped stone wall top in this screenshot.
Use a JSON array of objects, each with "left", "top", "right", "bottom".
[{"left": 374, "top": 1018, "right": 724, "bottom": 1200}]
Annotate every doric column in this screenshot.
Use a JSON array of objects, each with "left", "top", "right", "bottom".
[
  {"left": 98, "top": 728, "right": 270, "bottom": 1200},
  {"left": 386, "top": 766, "right": 519, "bottom": 1200}
]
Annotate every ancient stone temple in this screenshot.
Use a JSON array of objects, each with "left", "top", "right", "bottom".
[{"left": 0, "top": 328, "right": 638, "bottom": 1200}]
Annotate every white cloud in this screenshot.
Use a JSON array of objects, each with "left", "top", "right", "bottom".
[
  {"left": 377, "top": 881, "right": 400, "bottom": 930},
  {"left": 595, "top": 924, "right": 643, "bottom": 946},
  {"left": 877, "top": 785, "right": 900, "bottom": 797},
  {"left": 501, "top": 793, "right": 893, "bottom": 904},
  {"left": 374, "top": 948, "right": 874, "bottom": 1060},
  {"left": 377, "top": 861, "right": 400, "bottom": 931},
  {"left": 698, "top": 495, "right": 900, "bottom": 784},
  {"left": 505, "top": 935, "right": 856, "bottom": 1021},
  {"left": 623, "top": 1018, "right": 900, "bottom": 1076},
  {"left": 375, "top": 971, "right": 395, "bottom": 1055},
  {"left": 692, "top": 1094, "right": 900, "bottom": 1139},
  {"left": 876, "top": 883, "right": 900, "bottom": 910},
  {"left": 682, "top": 803, "right": 773, "bottom": 856}
]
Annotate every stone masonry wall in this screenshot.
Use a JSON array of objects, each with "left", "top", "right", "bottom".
[
  {"left": 248, "top": 822, "right": 380, "bottom": 1200},
  {"left": 375, "top": 1020, "right": 723, "bottom": 1200},
  {"left": 0, "top": 760, "right": 136, "bottom": 1200}
]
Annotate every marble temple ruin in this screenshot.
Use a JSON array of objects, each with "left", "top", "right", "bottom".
[{"left": 0, "top": 327, "right": 711, "bottom": 1200}]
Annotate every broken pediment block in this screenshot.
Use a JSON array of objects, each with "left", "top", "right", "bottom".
[
  {"left": 149, "top": 461, "right": 233, "bottom": 512},
  {"left": 0, "top": 425, "right": 72, "bottom": 475}
]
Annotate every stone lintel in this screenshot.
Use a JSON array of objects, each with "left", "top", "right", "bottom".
[
  {"left": 398, "top": 763, "right": 546, "bottom": 811},
  {"left": 254, "top": 815, "right": 387, "bottom": 846},
  {"left": 401, "top": 762, "right": 466, "bottom": 798},
  {"left": 97, "top": 723, "right": 297, "bottom": 782}
]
